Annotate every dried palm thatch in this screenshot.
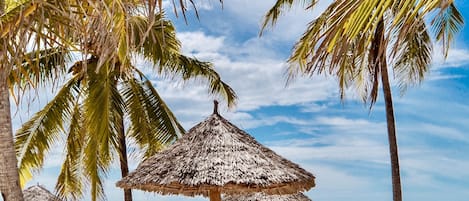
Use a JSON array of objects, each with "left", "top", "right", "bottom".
[
  {"left": 223, "top": 192, "right": 311, "bottom": 201},
  {"left": 117, "top": 101, "right": 315, "bottom": 201},
  {"left": 23, "top": 185, "right": 61, "bottom": 201}
]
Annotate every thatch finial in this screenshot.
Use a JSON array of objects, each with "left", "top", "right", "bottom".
[{"left": 213, "top": 100, "right": 219, "bottom": 114}]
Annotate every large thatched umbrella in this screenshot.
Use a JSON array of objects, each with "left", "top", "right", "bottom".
[
  {"left": 117, "top": 101, "right": 315, "bottom": 201},
  {"left": 23, "top": 185, "right": 61, "bottom": 201},
  {"left": 223, "top": 192, "right": 311, "bottom": 201}
]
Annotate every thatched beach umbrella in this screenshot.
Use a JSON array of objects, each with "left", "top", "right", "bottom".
[
  {"left": 23, "top": 185, "right": 61, "bottom": 201},
  {"left": 223, "top": 192, "right": 311, "bottom": 201},
  {"left": 117, "top": 101, "right": 315, "bottom": 201}
]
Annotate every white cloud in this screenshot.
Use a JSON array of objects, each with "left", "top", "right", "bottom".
[
  {"left": 400, "top": 149, "right": 469, "bottom": 187},
  {"left": 270, "top": 145, "right": 388, "bottom": 164},
  {"left": 403, "top": 123, "right": 469, "bottom": 143},
  {"left": 176, "top": 32, "right": 336, "bottom": 107},
  {"left": 299, "top": 102, "right": 329, "bottom": 113},
  {"left": 432, "top": 47, "right": 469, "bottom": 68},
  {"left": 261, "top": 116, "right": 389, "bottom": 164},
  {"left": 137, "top": 31, "right": 339, "bottom": 127},
  {"left": 178, "top": 31, "right": 225, "bottom": 55},
  {"left": 224, "top": 112, "right": 311, "bottom": 129},
  {"left": 315, "top": 116, "right": 376, "bottom": 127},
  {"left": 427, "top": 71, "right": 466, "bottom": 81},
  {"left": 221, "top": 0, "right": 331, "bottom": 41}
]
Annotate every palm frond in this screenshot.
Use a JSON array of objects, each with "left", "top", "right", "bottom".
[
  {"left": 121, "top": 76, "right": 154, "bottom": 150},
  {"left": 4, "top": 0, "right": 33, "bottom": 12},
  {"left": 140, "top": 77, "right": 184, "bottom": 157},
  {"left": 392, "top": 16, "right": 432, "bottom": 94},
  {"left": 1, "top": 0, "right": 79, "bottom": 91},
  {"left": 365, "top": 18, "right": 385, "bottom": 106},
  {"left": 124, "top": 70, "right": 184, "bottom": 159},
  {"left": 55, "top": 104, "right": 86, "bottom": 201},
  {"left": 15, "top": 78, "right": 79, "bottom": 186},
  {"left": 1, "top": 0, "right": 36, "bottom": 38},
  {"left": 277, "top": 0, "right": 462, "bottom": 108},
  {"left": 82, "top": 135, "right": 106, "bottom": 201},
  {"left": 8, "top": 47, "right": 70, "bottom": 91},
  {"left": 166, "top": 54, "right": 238, "bottom": 107},
  {"left": 170, "top": 0, "right": 200, "bottom": 23},
  {"left": 431, "top": 2, "right": 463, "bottom": 58},
  {"left": 128, "top": 14, "right": 237, "bottom": 107},
  {"left": 128, "top": 14, "right": 180, "bottom": 67},
  {"left": 287, "top": 1, "right": 361, "bottom": 75},
  {"left": 83, "top": 61, "right": 123, "bottom": 201},
  {"left": 260, "top": 0, "right": 316, "bottom": 34}
]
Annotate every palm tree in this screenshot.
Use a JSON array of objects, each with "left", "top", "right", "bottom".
[
  {"left": 1, "top": 0, "right": 224, "bottom": 200},
  {"left": 261, "top": 1, "right": 463, "bottom": 201},
  {"left": 14, "top": 12, "right": 236, "bottom": 201},
  {"left": 0, "top": 0, "right": 82, "bottom": 199}
]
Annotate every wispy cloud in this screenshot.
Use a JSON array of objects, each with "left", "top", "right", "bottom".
[{"left": 432, "top": 46, "right": 469, "bottom": 69}]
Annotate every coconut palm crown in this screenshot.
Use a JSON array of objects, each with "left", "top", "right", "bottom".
[
  {"left": 13, "top": 5, "right": 236, "bottom": 201},
  {"left": 2, "top": 0, "right": 227, "bottom": 200}
]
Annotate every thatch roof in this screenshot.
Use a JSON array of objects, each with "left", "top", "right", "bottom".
[
  {"left": 117, "top": 102, "right": 315, "bottom": 197},
  {"left": 23, "top": 185, "right": 61, "bottom": 201},
  {"left": 223, "top": 192, "right": 311, "bottom": 201}
]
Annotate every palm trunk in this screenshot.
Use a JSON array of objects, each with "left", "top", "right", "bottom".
[
  {"left": 114, "top": 76, "right": 132, "bottom": 201},
  {"left": 374, "top": 18, "right": 402, "bottom": 201},
  {"left": 0, "top": 72, "right": 25, "bottom": 201},
  {"left": 380, "top": 59, "right": 402, "bottom": 201},
  {"left": 1, "top": 3, "right": 24, "bottom": 199},
  {"left": 117, "top": 115, "right": 132, "bottom": 201},
  {"left": 1, "top": 1, "right": 24, "bottom": 195}
]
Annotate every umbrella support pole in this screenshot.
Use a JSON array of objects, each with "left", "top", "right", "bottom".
[{"left": 209, "top": 189, "right": 221, "bottom": 201}]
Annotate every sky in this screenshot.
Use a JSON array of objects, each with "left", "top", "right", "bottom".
[{"left": 8, "top": 1, "right": 469, "bottom": 201}]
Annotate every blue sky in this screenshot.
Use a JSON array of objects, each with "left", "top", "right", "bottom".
[{"left": 10, "top": 1, "right": 469, "bottom": 201}]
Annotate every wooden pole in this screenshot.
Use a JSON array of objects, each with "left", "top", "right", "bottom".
[
  {"left": 209, "top": 189, "right": 221, "bottom": 201},
  {"left": 213, "top": 100, "right": 219, "bottom": 115}
]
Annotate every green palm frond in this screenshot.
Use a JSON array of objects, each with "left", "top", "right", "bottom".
[
  {"left": 286, "top": 1, "right": 361, "bottom": 76},
  {"left": 128, "top": 14, "right": 180, "bottom": 66},
  {"left": 1, "top": 0, "right": 36, "bottom": 37},
  {"left": 170, "top": 0, "right": 200, "bottom": 22},
  {"left": 121, "top": 77, "right": 155, "bottom": 151},
  {"left": 267, "top": 0, "right": 462, "bottom": 107},
  {"left": 82, "top": 133, "right": 106, "bottom": 201},
  {"left": 392, "top": 16, "right": 432, "bottom": 94},
  {"left": 124, "top": 70, "right": 184, "bottom": 159},
  {"left": 286, "top": 0, "right": 376, "bottom": 104},
  {"left": 2, "top": 0, "right": 74, "bottom": 44},
  {"left": 265, "top": 0, "right": 460, "bottom": 63},
  {"left": 4, "top": 0, "right": 32, "bottom": 12},
  {"left": 85, "top": 61, "right": 123, "bottom": 163},
  {"left": 431, "top": 2, "right": 464, "bottom": 58},
  {"left": 15, "top": 78, "right": 80, "bottom": 186},
  {"left": 83, "top": 61, "right": 123, "bottom": 201},
  {"left": 140, "top": 83, "right": 182, "bottom": 157},
  {"left": 260, "top": 0, "right": 316, "bottom": 34},
  {"left": 55, "top": 104, "right": 86, "bottom": 201},
  {"left": 128, "top": 13, "right": 237, "bottom": 107},
  {"left": 164, "top": 54, "right": 238, "bottom": 107},
  {"left": 9, "top": 47, "right": 70, "bottom": 90}
]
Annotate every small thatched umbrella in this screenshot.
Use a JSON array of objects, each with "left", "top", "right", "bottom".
[
  {"left": 117, "top": 101, "right": 315, "bottom": 201},
  {"left": 23, "top": 185, "right": 62, "bottom": 201},
  {"left": 223, "top": 192, "right": 311, "bottom": 201}
]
